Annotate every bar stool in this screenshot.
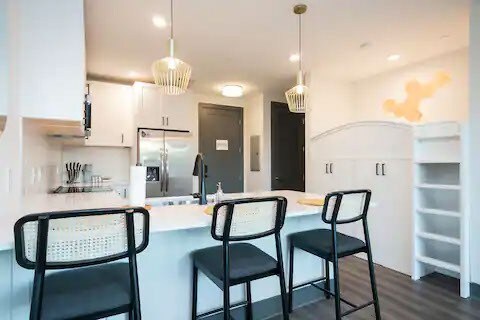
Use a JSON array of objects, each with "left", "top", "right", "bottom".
[
  {"left": 287, "top": 190, "right": 381, "bottom": 320},
  {"left": 191, "top": 197, "right": 289, "bottom": 320},
  {"left": 14, "top": 207, "right": 150, "bottom": 320}
]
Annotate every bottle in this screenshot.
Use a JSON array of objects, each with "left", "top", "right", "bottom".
[{"left": 215, "top": 182, "right": 224, "bottom": 203}]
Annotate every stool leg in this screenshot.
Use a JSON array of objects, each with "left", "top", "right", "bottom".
[
  {"left": 332, "top": 255, "right": 341, "bottom": 320},
  {"left": 246, "top": 281, "right": 253, "bottom": 320},
  {"left": 366, "top": 246, "right": 381, "bottom": 320},
  {"left": 192, "top": 265, "right": 198, "bottom": 320},
  {"left": 287, "top": 243, "right": 294, "bottom": 313},
  {"left": 128, "top": 309, "right": 134, "bottom": 320},
  {"left": 324, "top": 260, "right": 331, "bottom": 299},
  {"left": 223, "top": 283, "right": 230, "bottom": 320}
]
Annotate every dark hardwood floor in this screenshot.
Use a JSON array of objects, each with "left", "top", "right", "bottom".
[{"left": 274, "top": 257, "right": 480, "bottom": 320}]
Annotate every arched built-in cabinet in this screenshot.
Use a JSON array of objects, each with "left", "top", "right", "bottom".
[{"left": 308, "top": 121, "right": 413, "bottom": 275}]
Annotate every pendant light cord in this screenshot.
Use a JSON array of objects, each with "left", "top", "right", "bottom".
[
  {"left": 298, "top": 13, "right": 302, "bottom": 72},
  {"left": 170, "top": 0, "right": 174, "bottom": 39}
]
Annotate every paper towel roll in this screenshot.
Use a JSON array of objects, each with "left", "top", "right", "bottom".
[{"left": 129, "top": 166, "right": 146, "bottom": 207}]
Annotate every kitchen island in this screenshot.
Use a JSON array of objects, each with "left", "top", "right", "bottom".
[{"left": 1, "top": 190, "right": 336, "bottom": 320}]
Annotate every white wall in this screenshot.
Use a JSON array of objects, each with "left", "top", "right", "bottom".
[
  {"left": 62, "top": 146, "right": 131, "bottom": 183},
  {"left": 352, "top": 48, "right": 468, "bottom": 124},
  {"left": 244, "top": 93, "right": 265, "bottom": 191},
  {"left": 469, "top": 0, "right": 480, "bottom": 286}
]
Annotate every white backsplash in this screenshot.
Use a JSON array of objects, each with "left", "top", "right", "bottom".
[{"left": 62, "top": 146, "right": 131, "bottom": 184}]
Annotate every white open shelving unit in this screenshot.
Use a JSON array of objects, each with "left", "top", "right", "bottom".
[{"left": 412, "top": 121, "right": 470, "bottom": 298}]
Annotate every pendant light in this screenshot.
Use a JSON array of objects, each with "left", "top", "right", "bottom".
[
  {"left": 285, "top": 4, "right": 308, "bottom": 113},
  {"left": 151, "top": 0, "right": 191, "bottom": 95}
]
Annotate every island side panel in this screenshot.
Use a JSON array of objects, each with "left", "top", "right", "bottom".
[
  {"left": 137, "top": 214, "right": 325, "bottom": 319},
  {"left": 0, "top": 251, "right": 12, "bottom": 320}
]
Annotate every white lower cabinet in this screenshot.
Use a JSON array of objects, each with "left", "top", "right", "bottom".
[{"left": 85, "top": 81, "right": 134, "bottom": 147}]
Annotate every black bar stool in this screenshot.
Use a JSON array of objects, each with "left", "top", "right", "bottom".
[
  {"left": 14, "top": 207, "right": 150, "bottom": 320},
  {"left": 191, "top": 197, "right": 289, "bottom": 320},
  {"left": 287, "top": 190, "right": 381, "bottom": 319}
]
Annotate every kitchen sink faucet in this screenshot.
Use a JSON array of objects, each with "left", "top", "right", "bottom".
[{"left": 192, "top": 153, "right": 207, "bottom": 205}]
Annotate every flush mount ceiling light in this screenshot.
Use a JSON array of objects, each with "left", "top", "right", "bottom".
[
  {"left": 387, "top": 54, "right": 401, "bottom": 61},
  {"left": 151, "top": 0, "right": 191, "bottom": 95},
  {"left": 285, "top": 4, "right": 308, "bottom": 113},
  {"left": 152, "top": 15, "right": 167, "bottom": 29},
  {"left": 222, "top": 85, "right": 243, "bottom": 97}
]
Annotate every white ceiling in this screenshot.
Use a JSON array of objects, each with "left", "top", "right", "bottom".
[{"left": 84, "top": 0, "right": 469, "bottom": 96}]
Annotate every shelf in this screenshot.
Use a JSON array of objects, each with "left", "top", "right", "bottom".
[
  {"left": 417, "top": 208, "right": 461, "bottom": 218},
  {"left": 416, "top": 184, "right": 461, "bottom": 191},
  {"left": 416, "top": 255, "right": 461, "bottom": 273},
  {"left": 415, "top": 161, "right": 460, "bottom": 164},
  {"left": 415, "top": 135, "right": 460, "bottom": 141},
  {"left": 416, "top": 232, "right": 461, "bottom": 245}
]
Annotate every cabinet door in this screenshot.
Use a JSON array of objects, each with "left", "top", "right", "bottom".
[
  {"left": 19, "top": 0, "right": 85, "bottom": 121},
  {"left": 86, "top": 82, "right": 133, "bottom": 147},
  {"left": 355, "top": 159, "right": 412, "bottom": 275},
  {"left": 161, "top": 94, "right": 195, "bottom": 131},
  {"left": 138, "top": 86, "right": 163, "bottom": 128}
]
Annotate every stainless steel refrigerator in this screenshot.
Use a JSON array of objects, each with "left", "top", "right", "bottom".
[{"left": 137, "top": 128, "right": 195, "bottom": 198}]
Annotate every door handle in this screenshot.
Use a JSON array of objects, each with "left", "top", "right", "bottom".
[
  {"left": 329, "top": 163, "right": 333, "bottom": 174},
  {"left": 165, "top": 150, "right": 169, "bottom": 192},
  {"left": 159, "top": 153, "right": 164, "bottom": 192},
  {"left": 375, "top": 163, "right": 379, "bottom": 176},
  {"left": 382, "top": 163, "right": 386, "bottom": 176}
]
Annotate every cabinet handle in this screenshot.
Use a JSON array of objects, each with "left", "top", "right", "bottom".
[
  {"left": 166, "top": 116, "right": 169, "bottom": 126},
  {"left": 121, "top": 133, "right": 124, "bottom": 144},
  {"left": 325, "top": 163, "right": 329, "bottom": 174},
  {"left": 329, "top": 163, "right": 333, "bottom": 174},
  {"left": 382, "top": 163, "right": 386, "bottom": 176},
  {"left": 375, "top": 163, "right": 379, "bottom": 176},
  {"left": 162, "top": 116, "right": 165, "bottom": 126}
]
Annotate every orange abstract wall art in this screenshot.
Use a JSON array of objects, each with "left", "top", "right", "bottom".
[{"left": 383, "top": 71, "right": 451, "bottom": 122}]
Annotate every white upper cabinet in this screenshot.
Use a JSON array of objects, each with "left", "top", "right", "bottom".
[
  {"left": 0, "top": 2, "right": 7, "bottom": 118},
  {"left": 18, "top": 0, "right": 85, "bottom": 121},
  {"left": 137, "top": 85, "right": 195, "bottom": 132},
  {"left": 85, "top": 82, "right": 134, "bottom": 147}
]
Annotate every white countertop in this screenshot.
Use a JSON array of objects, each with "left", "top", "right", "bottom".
[{"left": 0, "top": 190, "right": 324, "bottom": 251}]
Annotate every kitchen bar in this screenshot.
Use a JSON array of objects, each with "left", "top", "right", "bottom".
[{"left": 0, "top": 190, "right": 339, "bottom": 319}]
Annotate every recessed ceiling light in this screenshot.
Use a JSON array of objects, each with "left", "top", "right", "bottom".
[
  {"left": 222, "top": 85, "right": 243, "bottom": 97},
  {"left": 289, "top": 54, "right": 300, "bottom": 62},
  {"left": 129, "top": 71, "right": 139, "bottom": 77},
  {"left": 387, "top": 54, "right": 401, "bottom": 62},
  {"left": 440, "top": 35, "right": 451, "bottom": 40},
  {"left": 152, "top": 15, "right": 167, "bottom": 29}
]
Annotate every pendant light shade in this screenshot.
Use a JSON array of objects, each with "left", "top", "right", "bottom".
[
  {"left": 285, "top": 4, "right": 308, "bottom": 113},
  {"left": 152, "top": 0, "right": 191, "bottom": 95}
]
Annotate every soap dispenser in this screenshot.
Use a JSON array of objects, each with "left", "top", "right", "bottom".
[{"left": 214, "top": 182, "right": 224, "bottom": 203}]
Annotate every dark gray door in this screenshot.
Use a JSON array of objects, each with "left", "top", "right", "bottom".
[
  {"left": 199, "top": 103, "right": 244, "bottom": 194},
  {"left": 271, "top": 101, "right": 305, "bottom": 191}
]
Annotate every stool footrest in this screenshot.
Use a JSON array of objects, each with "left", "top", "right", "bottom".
[
  {"left": 341, "top": 300, "right": 375, "bottom": 317},
  {"left": 197, "top": 301, "right": 247, "bottom": 319},
  {"left": 291, "top": 277, "right": 328, "bottom": 290}
]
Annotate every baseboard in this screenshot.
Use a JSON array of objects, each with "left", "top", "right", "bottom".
[
  {"left": 203, "top": 280, "right": 331, "bottom": 320},
  {"left": 471, "top": 282, "right": 480, "bottom": 300}
]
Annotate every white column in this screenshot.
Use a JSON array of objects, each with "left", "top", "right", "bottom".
[{"left": 469, "top": 0, "right": 480, "bottom": 287}]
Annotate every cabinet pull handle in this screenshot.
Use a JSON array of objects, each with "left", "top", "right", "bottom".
[
  {"left": 166, "top": 116, "right": 169, "bottom": 126},
  {"left": 375, "top": 163, "right": 379, "bottom": 176},
  {"left": 329, "top": 163, "right": 333, "bottom": 174},
  {"left": 121, "top": 133, "right": 124, "bottom": 144},
  {"left": 325, "top": 163, "right": 329, "bottom": 174},
  {"left": 382, "top": 163, "right": 386, "bottom": 176},
  {"left": 162, "top": 116, "right": 165, "bottom": 126}
]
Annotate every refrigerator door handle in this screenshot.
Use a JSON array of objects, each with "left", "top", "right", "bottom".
[
  {"left": 159, "top": 152, "right": 165, "bottom": 192},
  {"left": 165, "top": 149, "right": 169, "bottom": 192}
]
